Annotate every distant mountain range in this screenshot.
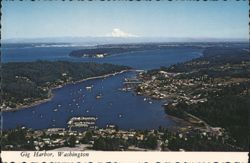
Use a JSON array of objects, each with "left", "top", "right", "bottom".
[{"left": 2, "top": 36, "right": 248, "bottom": 44}]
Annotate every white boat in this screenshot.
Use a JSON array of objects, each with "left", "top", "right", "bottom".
[
  {"left": 86, "top": 86, "right": 93, "bottom": 90},
  {"left": 53, "top": 108, "right": 58, "bottom": 112},
  {"left": 96, "top": 93, "right": 102, "bottom": 99}
]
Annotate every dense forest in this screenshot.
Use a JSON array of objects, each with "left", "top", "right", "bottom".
[
  {"left": 1, "top": 61, "right": 129, "bottom": 109},
  {"left": 165, "top": 46, "right": 250, "bottom": 75}
]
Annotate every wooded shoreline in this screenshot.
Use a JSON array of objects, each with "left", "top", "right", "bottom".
[{"left": 2, "top": 69, "right": 130, "bottom": 112}]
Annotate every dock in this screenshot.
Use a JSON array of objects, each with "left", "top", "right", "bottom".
[
  {"left": 123, "top": 78, "right": 142, "bottom": 88},
  {"left": 67, "top": 116, "right": 97, "bottom": 130}
]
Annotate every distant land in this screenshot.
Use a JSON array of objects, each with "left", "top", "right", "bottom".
[
  {"left": 69, "top": 42, "right": 249, "bottom": 58},
  {"left": 69, "top": 43, "right": 202, "bottom": 58},
  {"left": 2, "top": 36, "right": 248, "bottom": 44},
  {"left": 69, "top": 42, "right": 248, "bottom": 58}
]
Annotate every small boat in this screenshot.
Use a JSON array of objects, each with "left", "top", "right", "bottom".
[
  {"left": 53, "top": 108, "right": 58, "bottom": 112},
  {"left": 149, "top": 101, "right": 152, "bottom": 104},
  {"left": 86, "top": 110, "right": 89, "bottom": 113},
  {"left": 144, "top": 98, "right": 147, "bottom": 101},
  {"left": 86, "top": 86, "right": 92, "bottom": 90},
  {"left": 118, "top": 114, "right": 123, "bottom": 118},
  {"left": 96, "top": 94, "right": 102, "bottom": 99},
  {"left": 58, "top": 104, "right": 62, "bottom": 107}
]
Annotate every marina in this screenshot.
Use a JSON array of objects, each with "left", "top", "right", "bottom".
[{"left": 67, "top": 116, "right": 98, "bottom": 130}]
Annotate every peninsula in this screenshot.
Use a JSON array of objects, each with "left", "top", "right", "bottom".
[{"left": 136, "top": 45, "right": 250, "bottom": 150}]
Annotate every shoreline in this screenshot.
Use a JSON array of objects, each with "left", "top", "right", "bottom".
[
  {"left": 2, "top": 69, "right": 131, "bottom": 112},
  {"left": 55, "top": 69, "right": 130, "bottom": 88}
]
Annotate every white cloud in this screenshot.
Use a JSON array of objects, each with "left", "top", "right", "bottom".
[{"left": 107, "top": 28, "right": 138, "bottom": 37}]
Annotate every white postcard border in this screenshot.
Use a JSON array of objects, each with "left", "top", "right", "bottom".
[{"left": 1, "top": 151, "right": 249, "bottom": 163}]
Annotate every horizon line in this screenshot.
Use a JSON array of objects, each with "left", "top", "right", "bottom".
[{"left": 2, "top": 36, "right": 248, "bottom": 43}]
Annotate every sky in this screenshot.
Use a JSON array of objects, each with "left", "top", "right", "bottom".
[{"left": 2, "top": 1, "right": 249, "bottom": 40}]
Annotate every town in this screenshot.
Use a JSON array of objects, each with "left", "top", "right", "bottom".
[
  {"left": 134, "top": 46, "right": 250, "bottom": 151},
  {"left": 1, "top": 123, "right": 238, "bottom": 151}
]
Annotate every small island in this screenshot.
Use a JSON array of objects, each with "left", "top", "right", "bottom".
[
  {"left": 69, "top": 45, "right": 141, "bottom": 58},
  {"left": 1, "top": 61, "right": 130, "bottom": 111}
]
